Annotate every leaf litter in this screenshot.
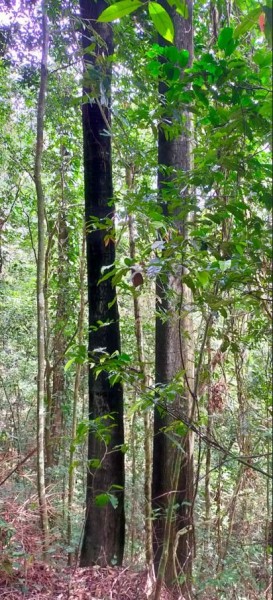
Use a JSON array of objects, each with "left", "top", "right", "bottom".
[
  {"left": 0, "top": 564, "right": 176, "bottom": 599},
  {"left": 0, "top": 497, "right": 175, "bottom": 600}
]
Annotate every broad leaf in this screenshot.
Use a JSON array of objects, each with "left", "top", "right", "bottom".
[
  {"left": 178, "top": 48, "right": 190, "bottom": 67},
  {"left": 197, "top": 270, "right": 210, "bottom": 287},
  {"left": 234, "top": 7, "right": 262, "bottom": 38},
  {"left": 253, "top": 49, "right": 272, "bottom": 67},
  {"left": 148, "top": 2, "right": 175, "bottom": 43},
  {"left": 218, "top": 27, "right": 233, "bottom": 49},
  {"left": 218, "top": 27, "right": 237, "bottom": 55},
  {"left": 95, "top": 493, "right": 110, "bottom": 507},
  {"left": 97, "top": 0, "right": 142, "bottom": 23}
]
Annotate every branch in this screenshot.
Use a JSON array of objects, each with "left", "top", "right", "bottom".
[
  {"left": 131, "top": 370, "right": 272, "bottom": 480},
  {"left": 0, "top": 447, "right": 37, "bottom": 487},
  {"left": 157, "top": 399, "right": 272, "bottom": 479}
]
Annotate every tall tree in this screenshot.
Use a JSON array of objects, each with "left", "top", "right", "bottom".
[
  {"left": 34, "top": 0, "right": 49, "bottom": 556},
  {"left": 152, "top": 1, "right": 195, "bottom": 597},
  {"left": 45, "top": 145, "right": 69, "bottom": 471},
  {"left": 79, "top": 0, "right": 125, "bottom": 567}
]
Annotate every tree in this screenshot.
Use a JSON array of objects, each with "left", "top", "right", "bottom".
[
  {"left": 45, "top": 145, "right": 69, "bottom": 471},
  {"left": 34, "top": 0, "right": 49, "bottom": 556},
  {"left": 79, "top": 0, "right": 125, "bottom": 567},
  {"left": 152, "top": 2, "right": 195, "bottom": 597}
]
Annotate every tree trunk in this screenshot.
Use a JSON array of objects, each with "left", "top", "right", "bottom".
[
  {"left": 205, "top": 337, "right": 212, "bottom": 540},
  {"left": 79, "top": 0, "right": 125, "bottom": 567},
  {"left": 152, "top": 2, "right": 194, "bottom": 597},
  {"left": 49, "top": 146, "right": 69, "bottom": 468},
  {"left": 126, "top": 166, "right": 153, "bottom": 571},
  {"left": 67, "top": 232, "right": 85, "bottom": 566},
  {"left": 34, "top": 0, "right": 49, "bottom": 556}
]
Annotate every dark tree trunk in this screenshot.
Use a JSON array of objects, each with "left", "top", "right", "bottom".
[
  {"left": 79, "top": 0, "right": 125, "bottom": 567},
  {"left": 152, "top": 2, "right": 194, "bottom": 597}
]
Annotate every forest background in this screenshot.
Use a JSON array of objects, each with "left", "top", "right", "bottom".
[{"left": 0, "top": 0, "right": 272, "bottom": 599}]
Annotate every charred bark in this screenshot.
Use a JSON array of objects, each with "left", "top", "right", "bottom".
[{"left": 79, "top": 0, "right": 125, "bottom": 567}]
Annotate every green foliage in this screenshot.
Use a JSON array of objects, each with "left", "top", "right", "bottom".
[
  {"left": 148, "top": 2, "right": 174, "bottom": 42},
  {"left": 234, "top": 6, "right": 262, "bottom": 38},
  {"left": 98, "top": 0, "right": 177, "bottom": 42},
  {"left": 95, "top": 492, "right": 119, "bottom": 509},
  {"left": 218, "top": 27, "right": 237, "bottom": 56},
  {"left": 98, "top": 0, "right": 142, "bottom": 22},
  {"left": 0, "top": 0, "right": 271, "bottom": 593}
]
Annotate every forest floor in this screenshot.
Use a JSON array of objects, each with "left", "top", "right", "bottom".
[
  {"left": 0, "top": 493, "right": 269, "bottom": 600},
  {"left": 0, "top": 495, "right": 176, "bottom": 600},
  {"left": 0, "top": 563, "right": 176, "bottom": 600}
]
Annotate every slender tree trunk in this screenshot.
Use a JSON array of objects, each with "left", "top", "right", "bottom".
[
  {"left": 34, "top": 0, "right": 49, "bottom": 556},
  {"left": 205, "top": 338, "right": 212, "bottom": 539},
  {"left": 79, "top": 0, "right": 125, "bottom": 566},
  {"left": 216, "top": 466, "right": 222, "bottom": 562},
  {"left": 129, "top": 406, "right": 138, "bottom": 562},
  {"left": 219, "top": 466, "right": 244, "bottom": 567},
  {"left": 126, "top": 167, "right": 153, "bottom": 576},
  {"left": 44, "top": 225, "right": 55, "bottom": 469},
  {"left": 152, "top": 3, "right": 194, "bottom": 597},
  {"left": 126, "top": 166, "right": 154, "bottom": 571},
  {"left": 49, "top": 146, "right": 69, "bottom": 468},
  {"left": 67, "top": 232, "right": 85, "bottom": 565}
]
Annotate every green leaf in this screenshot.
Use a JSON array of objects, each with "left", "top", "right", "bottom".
[
  {"left": 88, "top": 458, "right": 101, "bottom": 469},
  {"left": 119, "top": 352, "right": 132, "bottom": 362},
  {"left": 163, "top": 63, "right": 180, "bottom": 81},
  {"left": 97, "top": 0, "right": 142, "bottom": 22},
  {"left": 178, "top": 49, "right": 190, "bottom": 67},
  {"left": 95, "top": 493, "right": 110, "bottom": 507},
  {"left": 95, "top": 492, "right": 118, "bottom": 509},
  {"left": 219, "top": 259, "right": 231, "bottom": 272},
  {"left": 108, "top": 296, "right": 117, "bottom": 309},
  {"left": 166, "top": 0, "right": 189, "bottom": 19},
  {"left": 110, "top": 484, "right": 124, "bottom": 490},
  {"left": 163, "top": 45, "right": 179, "bottom": 62},
  {"left": 76, "top": 421, "right": 89, "bottom": 440},
  {"left": 121, "top": 443, "right": 129, "bottom": 453},
  {"left": 218, "top": 27, "right": 236, "bottom": 56},
  {"left": 193, "top": 86, "right": 209, "bottom": 106},
  {"left": 64, "top": 357, "right": 75, "bottom": 372},
  {"left": 148, "top": 2, "right": 174, "bottom": 43},
  {"left": 253, "top": 49, "right": 272, "bottom": 67},
  {"left": 234, "top": 7, "right": 262, "bottom": 38},
  {"left": 98, "top": 266, "right": 116, "bottom": 284},
  {"left": 197, "top": 270, "right": 210, "bottom": 287},
  {"left": 218, "top": 27, "right": 233, "bottom": 49}
]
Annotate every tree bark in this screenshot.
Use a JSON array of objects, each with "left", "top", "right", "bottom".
[
  {"left": 49, "top": 146, "right": 69, "bottom": 468},
  {"left": 34, "top": 0, "right": 49, "bottom": 557},
  {"left": 152, "top": 3, "right": 194, "bottom": 597},
  {"left": 67, "top": 232, "right": 86, "bottom": 565},
  {"left": 126, "top": 166, "right": 154, "bottom": 571},
  {"left": 79, "top": 0, "right": 125, "bottom": 567}
]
